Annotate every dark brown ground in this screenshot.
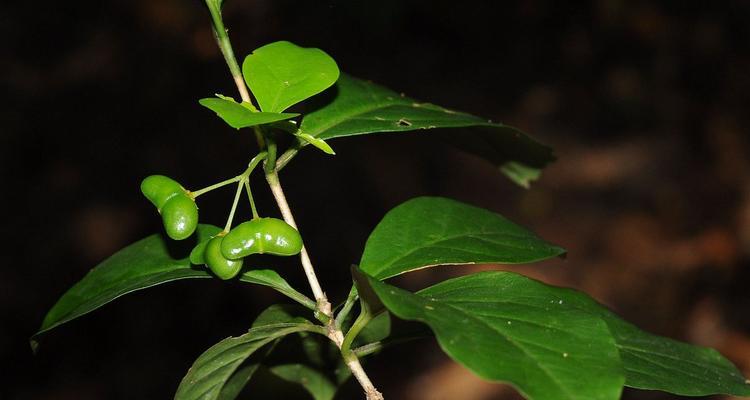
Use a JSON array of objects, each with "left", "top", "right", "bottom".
[{"left": 3, "top": 1, "right": 750, "bottom": 399}]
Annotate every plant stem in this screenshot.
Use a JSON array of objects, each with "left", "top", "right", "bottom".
[
  {"left": 205, "top": 4, "right": 383, "bottom": 397},
  {"left": 265, "top": 171, "right": 327, "bottom": 304},
  {"left": 244, "top": 180, "right": 259, "bottom": 219},
  {"left": 190, "top": 176, "right": 240, "bottom": 198},
  {"left": 266, "top": 170, "right": 383, "bottom": 400},
  {"left": 335, "top": 285, "right": 359, "bottom": 329},
  {"left": 204, "top": 0, "right": 263, "bottom": 147},
  {"left": 223, "top": 180, "right": 244, "bottom": 232}
]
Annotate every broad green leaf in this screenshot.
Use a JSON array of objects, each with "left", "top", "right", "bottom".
[
  {"left": 538, "top": 282, "right": 750, "bottom": 396},
  {"left": 269, "top": 364, "right": 336, "bottom": 400},
  {"left": 199, "top": 97, "right": 298, "bottom": 129},
  {"left": 175, "top": 322, "right": 323, "bottom": 400},
  {"left": 367, "top": 271, "right": 624, "bottom": 400},
  {"left": 242, "top": 41, "right": 340, "bottom": 112},
  {"left": 33, "top": 225, "right": 314, "bottom": 347},
  {"left": 34, "top": 224, "right": 220, "bottom": 343},
  {"left": 360, "top": 197, "right": 566, "bottom": 279},
  {"left": 299, "top": 74, "right": 555, "bottom": 187}
]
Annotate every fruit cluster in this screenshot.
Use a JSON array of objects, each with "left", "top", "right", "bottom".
[{"left": 141, "top": 174, "right": 303, "bottom": 280}]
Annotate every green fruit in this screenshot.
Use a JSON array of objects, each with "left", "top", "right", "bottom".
[
  {"left": 221, "top": 218, "right": 303, "bottom": 259},
  {"left": 189, "top": 239, "right": 210, "bottom": 265},
  {"left": 161, "top": 194, "right": 199, "bottom": 240},
  {"left": 205, "top": 236, "right": 243, "bottom": 280},
  {"left": 141, "top": 175, "right": 185, "bottom": 210}
]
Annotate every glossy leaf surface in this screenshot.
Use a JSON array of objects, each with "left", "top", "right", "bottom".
[
  {"left": 199, "top": 97, "right": 298, "bottom": 129},
  {"left": 33, "top": 225, "right": 312, "bottom": 344},
  {"left": 360, "top": 197, "right": 565, "bottom": 279},
  {"left": 242, "top": 41, "right": 339, "bottom": 112},
  {"left": 300, "top": 74, "right": 555, "bottom": 187},
  {"left": 370, "top": 271, "right": 750, "bottom": 398},
  {"left": 368, "top": 271, "right": 624, "bottom": 400},
  {"left": 175, "top": 322, "right": 322, "bottom": 400},
  {"left": 540, "top": 279, "right": 750, "bottom": 396}
]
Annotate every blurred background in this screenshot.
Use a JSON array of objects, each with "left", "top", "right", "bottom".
[{"left": 3, "top": 0, "right": 750, "bottom": 399}]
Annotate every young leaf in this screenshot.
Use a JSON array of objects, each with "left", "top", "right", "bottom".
[
  {"left": 199, "top": 97, "right": 298, "bottom": 129},
  {"left": 269, "top": 364, "right": 336, "bottom": 400},
  {"left": 299, "top": 74, "right": 555, "bottom": 187},
  {"left": 174, "top": 322, "right": 324, "bottom": 400},
  {"left": 295, "top": 132, "right": 336, "bottom": 155},
  {"left": 360, "top": 197, "right": 566, "bottom": 279},
  {"left": 366, "top": 270, "right": 625, "bottom": 400},
  {"left": 242, "top": 41, "right": 340, "bottom": 112},
  {"left": 33, "top": 225, "right": 314, "bottom": 347}
]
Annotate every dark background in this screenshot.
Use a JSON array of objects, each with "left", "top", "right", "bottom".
[{"left": 3, "top": 0, "right": 750, "bottom": 399}]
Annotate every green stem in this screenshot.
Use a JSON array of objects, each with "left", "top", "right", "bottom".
[
  {"left": 341, "top": 309, "right": 372, "bottom": 357},
  {"left": 244, "top": 180, "right": 259, "bottom": 219},
  {"left": 276, "top": 146, "right": 300, "bottom": 171},
  {"left": 265, "top": 138, "right": 278, "bottom": 175},
  {"left": 204, "top": 0, "right": 264, "bottom": 148},
  {"left": 335, "top": 285, "right": 359, "bottom": 329},
  {"left": 190, "top": 175, "right": 241, "bottom": 198},
  {"left": 223, "top": 180, "right": 244, "bottom": 232}
]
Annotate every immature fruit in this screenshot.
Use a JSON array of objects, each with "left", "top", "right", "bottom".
[
  {"left": 205, "top": 236, "right": 243, "bottom": 280},
  {"left": 221, "top": 218, "right": 303, "bottom": 259},
  {"left": 140, "top": 175, "right": 184, "bottom": 210},
  {"left": 161, "top": 194, "right": 199, "bottom": 240}
]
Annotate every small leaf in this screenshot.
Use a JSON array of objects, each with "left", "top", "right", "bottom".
[
  {"left": 360, "top": 197, "right": 565, "bottom": 279},
  {"left": 300, "top": 74, "right": 555, "bottom": 187},
  {"left": 242, "top": 41, "right": 340, "bottom": 112},
  {"left": 500, "top": 161, "right": 543, "bottom": 189},
  {"left": 199, "top": 97, "right": 298, "bottom": 129},
  {"left": 269, "top": 364, "right": 336, "bottom": 400},
  {"left": 295, "top": 132, "right": 336, "bottom": 155},
  {"left": 367, "top": 271, "right": 625, "bottom": 400},
  {"left": 175, "top": 322, "right": 322, "bottom": 400}
]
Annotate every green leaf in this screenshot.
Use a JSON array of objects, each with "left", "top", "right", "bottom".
[
  {"left": 299, "top": 74, "right": 555, "bottom": 187},
  {"left": 33, "top": 225, "right": 314, "bottom": 348},
  {"left": 500, "top": 161, "right": 543, "bottom": 189},
  {"left": 360, "top": 197, "right": 566, "bottom": 279},
  {"left": 241, "top": 270, "right": 317, "bottom": 311},
  {"left": 269, "top": 364, "right": 336, "bottom": 400},
  {"left": 33, "top": 225, "right": 220, "bottom": 343},
  {"left": 242, "top": 41, "right": 340, "bottom": 112},
  {"left": 199, "top": 97, "right": 298, "bottom": 129},
  {"left": 175, "top": 322, "right": 323, "bottom": 400},
  {"left": 217, "top": 364, "right": 262, "bottom": 400},
  {"left": 367, "top": 271, "right": 625, "bottom": 400},
  {"left": 295, "top": 132, "right": 336, "bottom": 155},
  {"left": 539, "top": 282, "right": 750, "bottom": 396}
]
